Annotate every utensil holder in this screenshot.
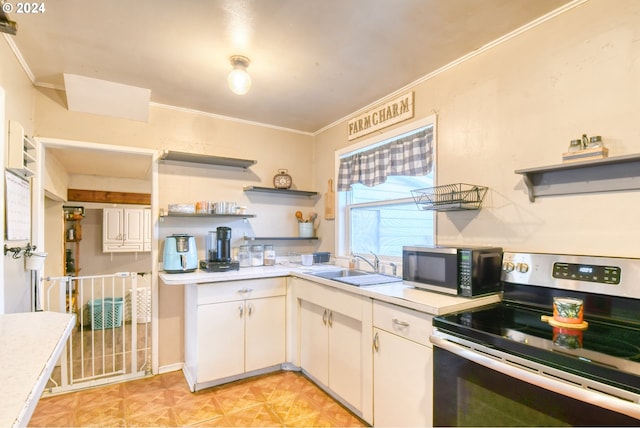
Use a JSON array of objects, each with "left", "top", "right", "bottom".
[
  {"left": 298, "top": 223, "right": 314, "bottom": 237},
  {"left": 25, "top": 252, "right": 47, "bottom": 271}
]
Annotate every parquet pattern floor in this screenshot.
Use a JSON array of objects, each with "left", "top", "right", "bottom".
[{"left": 29, "top": 370, "right": 368, "bottom": 427}]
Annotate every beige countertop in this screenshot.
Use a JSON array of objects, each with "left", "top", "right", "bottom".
[
  {"left": 159, "top": 264, "right": 501, "bottom": 315},
  {"left": 0, "top": 311, "right": 75, "bottom": 427}
]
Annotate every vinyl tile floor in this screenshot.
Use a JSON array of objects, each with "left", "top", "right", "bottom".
[{"left": 29, "top": 370, "right": 369, "bottom": 427}]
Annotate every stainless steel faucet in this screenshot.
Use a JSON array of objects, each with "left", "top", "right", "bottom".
[
  {"left": 389, "top": 262, "right": 398, "bottom": 277},
  {"left": 353, "top": 251, "right": 379, "bottom": 273}
]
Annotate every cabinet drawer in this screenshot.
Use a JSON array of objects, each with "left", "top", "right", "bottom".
[
  {"left": 103, "top": 243, "right": 144, "bottom": 252},
  {"left": 373, "top": 300, "right": 432, "bottom": 347},
  {"left": 198, "top": 277, "right": 286, "bottom": 305},
  {"left": 291, "top": 277, "right": 364, "bottom": 321}
]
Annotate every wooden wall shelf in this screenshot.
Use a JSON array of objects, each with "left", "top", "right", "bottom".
[
  {"left": 160, "top": 150, "right": 257, "bottom": 169},
  {"left": 515, "top": 153, "right": 640, "bottom": 202},
  {"left": 243, "top": 186, "right": 318, "bottom": 197},
  {"left": 160, "top": 213, "right": 256, "bottom": 218},
  {"left": 243, "top": 236, "right": 318, "bottom": 241}
]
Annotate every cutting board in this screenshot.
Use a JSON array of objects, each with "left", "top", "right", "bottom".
[
  {"left": 325, "top": 179, "right": 335, "bottom": 220},
  {"left": 541, "top": 315, "right": 589, "bottom": 330}
]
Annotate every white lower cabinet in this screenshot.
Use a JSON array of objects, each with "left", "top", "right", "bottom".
[
  {"left": 184, "top": 278, "right": 286, "bottom": 391},
  {"left": 293, "top": 277, "right": 371, "bottom": 420},
  {"left": 373, "top": 300, "right": 434, "bottom": 427},
  {"left": 197, "top": 300, "right": 244, "bottom": 381},
  {"left": 300, "top": 300, "right": 363, "bottom": 409}
]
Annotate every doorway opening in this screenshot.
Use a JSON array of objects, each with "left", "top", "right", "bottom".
[{"left": 34, "top": 138, "right": 158, "bottom": 394}]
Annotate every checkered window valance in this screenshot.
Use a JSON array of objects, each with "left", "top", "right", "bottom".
[{"left": 337, "top": 126, "right": 434, "bottom": 192}]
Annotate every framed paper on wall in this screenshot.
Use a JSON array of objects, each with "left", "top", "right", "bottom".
[{"left": 5, "top": 170, "right": 31, "bottom": 241}]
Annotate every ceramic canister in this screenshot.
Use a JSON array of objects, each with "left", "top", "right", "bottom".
[{"left": 553, "top": 297, "right": 584, "bottom": 324}]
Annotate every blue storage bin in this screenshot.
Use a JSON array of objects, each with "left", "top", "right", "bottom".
[{"left": 89, "top": 297, "right": 124, "bottom": 330}]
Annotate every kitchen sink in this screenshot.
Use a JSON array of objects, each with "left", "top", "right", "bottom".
[
  {"left": 311, "top": 269, "right": 402, "bottom": 286},
  {"left": 311, "top": 269, "right": 370, "bottom": 279}
]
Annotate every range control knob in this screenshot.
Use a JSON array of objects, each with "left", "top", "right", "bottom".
[
  {"left": 516, "top": 263, "right": 529, "bottom": 273},
  {"left": 503, "top": 262, "right": 515, "bottom": 272}
]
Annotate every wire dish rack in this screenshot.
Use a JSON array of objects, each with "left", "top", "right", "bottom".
[{"left": 411, "top": 183, "right": 488, "bottom": 211}]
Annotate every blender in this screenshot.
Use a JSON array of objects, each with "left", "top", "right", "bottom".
[{"left": 199, "top": 226, "right": 240, "bottom": 272}]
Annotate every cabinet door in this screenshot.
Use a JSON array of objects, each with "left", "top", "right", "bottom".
[
  {"left": 245, "top": 296, "right": 286, "bottom": 372},
  {"left": 143, "top": 208, "right": 151, "bottom": 251},
  {"left": 103, "top": 208, "right": 123, "bottom": 244},
  {"left": 373, "top": 328, "right": 433, "bottom": 427},
  {"left": 300, "top": 300, "right": 329, "bottom": 385},
  {"left": 197, "top": 301, "right": 245, "bottom": 382},
  {"left": 123, "top": 208, "right": 144, "bottom": 245},
  {"left": 328, "top": 310, "right": 363, "bottom": 411}
]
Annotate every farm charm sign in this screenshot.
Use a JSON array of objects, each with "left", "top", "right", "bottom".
[{"left": 347, "top": 91, "right": 414, "bottom": 140}]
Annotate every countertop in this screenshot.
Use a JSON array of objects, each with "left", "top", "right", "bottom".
[
  {"left": 159, "top": 264, "right": 501, "bottom": 315},
  {"left": 0, "top": 311, "right": 75, "bottom": 428}
]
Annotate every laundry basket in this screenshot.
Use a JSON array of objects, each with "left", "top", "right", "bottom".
[
  {"left": 134, "top": 287, "right": 151, "bottom": 324},
  {"left": 89, "top": 297, "right": 124, "bottom": 330}
]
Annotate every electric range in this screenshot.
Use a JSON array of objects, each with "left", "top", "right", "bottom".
[{"left": 431, "top": 252, "right": 640, "bottom": 425}]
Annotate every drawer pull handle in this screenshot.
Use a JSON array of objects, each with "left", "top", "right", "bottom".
[
  {"left": 392, "top": 318, "right": 410, "bottom": 327},
  {"left": 237, "top": 288, "right": 253, "bottom": 293}
]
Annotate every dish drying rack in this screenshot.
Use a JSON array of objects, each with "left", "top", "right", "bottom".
[{"left": 411, "top": 183, "right": 488, "bottom": 211}]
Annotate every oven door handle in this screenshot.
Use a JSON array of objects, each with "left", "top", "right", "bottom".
[{"left": 430, "top": 333, "right": 640, "bottom": 420}]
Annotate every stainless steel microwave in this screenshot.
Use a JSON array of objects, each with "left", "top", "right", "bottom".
[{"left": 402, "top": 245, "right": 503, "bottom": 297}]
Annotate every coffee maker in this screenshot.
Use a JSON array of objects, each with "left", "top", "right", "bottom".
[{"left": 199, "top": 226, "right": 240, "bottom": 272}]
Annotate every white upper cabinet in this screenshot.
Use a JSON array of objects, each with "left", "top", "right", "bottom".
[
  {"left": 7, "top": 120, "right": 37, "bottom": 178},
  {"left": 103, "top": 208, "right": 146, "bottom": 252}
]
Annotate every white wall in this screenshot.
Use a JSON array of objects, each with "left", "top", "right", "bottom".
[
  {"left": 1, "top": 35, "right": 36, "bottom": 314},
  {"left": 315, "top": 0, "right": 640, "bottom": 259}
]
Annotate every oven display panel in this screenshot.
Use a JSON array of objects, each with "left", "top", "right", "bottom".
[{"left": 552, "top": 262, "right": 621, "bottom": 284}]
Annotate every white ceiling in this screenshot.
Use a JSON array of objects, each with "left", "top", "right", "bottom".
[
  {"left": 46, "top": 146, "right": 153, "bottom": 180},
  {"left": 7, "top": 0, "right": 574, "bottom": 134}
]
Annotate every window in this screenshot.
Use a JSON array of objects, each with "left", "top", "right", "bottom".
[{"left": 336, "top": 115, "right": 436, "bottom": 259}]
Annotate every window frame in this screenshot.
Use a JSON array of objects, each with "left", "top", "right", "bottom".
[{"left": 334, "top": 114, "right": 437, "bottom": 261}]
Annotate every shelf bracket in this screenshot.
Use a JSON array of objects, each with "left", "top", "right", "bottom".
[{"left": 521, "top": 174, "right": 535, "bottom": 202}]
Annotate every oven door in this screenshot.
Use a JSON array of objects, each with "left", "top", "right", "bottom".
[{"left": 431, "top": 332, "right": 640, "bottom": 427}]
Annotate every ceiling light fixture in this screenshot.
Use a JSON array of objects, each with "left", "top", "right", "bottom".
[{"left": 227, "top": 55, "right": 251, "bottom": 95}]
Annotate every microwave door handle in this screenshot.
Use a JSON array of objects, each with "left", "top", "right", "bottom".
[{"left": 430, "top": 334, "right": 640, "bottom": 420}]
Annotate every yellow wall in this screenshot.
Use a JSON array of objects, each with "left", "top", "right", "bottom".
[
  {"left": 3, "top": 0, "right": 640, "bottom": 366},
  {"left": 33, "top": 87, "right": 315, "bottom": 368},
  {"left": 1, "top": 35, "right": 36, "bottom": 313},
  {"left": 315, "top": 0, "right": 640, "bottom": 259}
]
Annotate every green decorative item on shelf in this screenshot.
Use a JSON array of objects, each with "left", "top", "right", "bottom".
[{"left": 65, "top": 249, "right": 75, "bottom": 273}]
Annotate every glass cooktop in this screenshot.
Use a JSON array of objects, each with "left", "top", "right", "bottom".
[{"left": 434, "top": 302, "right": 640, "bottom": 394}]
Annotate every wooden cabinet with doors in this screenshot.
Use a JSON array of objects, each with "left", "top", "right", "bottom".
[
  {"left": 372, "top": 300, "right": 433, "bottom": 427},
  {"left": 183, "top": 277, "right": 286, "bottom": 391},
  {"left": 291, "top": 276, "right": 372, "bottom": 418},
  {"left": 103, "top": 207, "right": 146, "bottom": 252}
]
